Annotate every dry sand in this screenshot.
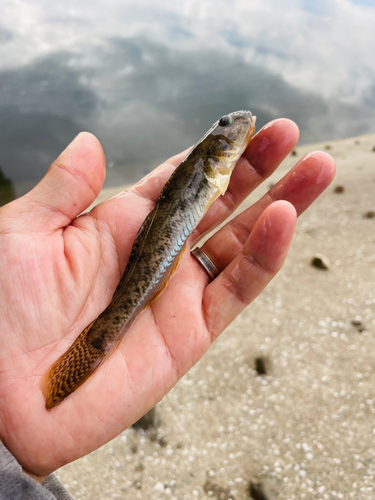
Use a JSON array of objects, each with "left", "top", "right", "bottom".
[{"left": 56, "top": 133, "right": 375, "bottom": 500}]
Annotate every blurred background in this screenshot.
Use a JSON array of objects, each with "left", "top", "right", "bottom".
[{"left": 0, "top": 0, "right": 375, "bottom": 200}]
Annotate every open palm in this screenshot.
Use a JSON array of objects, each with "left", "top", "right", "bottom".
[{"left": 0, "top": 120, "right": 335, "bottom": 478}]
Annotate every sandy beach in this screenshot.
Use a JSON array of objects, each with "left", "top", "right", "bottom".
[{"left": 56, "top": 132, "right": 375, "bottom": 499}]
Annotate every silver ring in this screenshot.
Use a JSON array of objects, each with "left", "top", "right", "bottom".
[{"left": 191, "top": 247, "right": 219, "bottom": 280}]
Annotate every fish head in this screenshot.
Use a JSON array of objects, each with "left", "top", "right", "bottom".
[
  {"left": 202, "top": 110, "right": 257, "bottom": 194},
  {"left": 213, "top": 110, "right": 256, "bottom": 152}
]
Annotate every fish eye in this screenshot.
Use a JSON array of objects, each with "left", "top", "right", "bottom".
[{"left": 219, "top": 115, "right": 233, "bottom": 127}]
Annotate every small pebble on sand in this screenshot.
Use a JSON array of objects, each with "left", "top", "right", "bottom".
[
  {"left": 311, "top": 254, "right": 330, "bottom": 270},
  {"left": 363, "top": 210, "right": 375, "bottom": 219},
  {"left": 249, "top": 481, "right": 270, "bottom": 500},
  {"left": 291, "top": 150, "right": 297, "bottom": 156},
  {"left": 134, "top": 463, "right": 145, "bottom": 472},
  {"left": 334, "top": 185, "right": 345, "bottom": 194},
  {"left": 351, "top": 318, "right": 366, "bottom": 333},
  {"left": 255, "top": 356, "right": 271, "bottom": 376}
]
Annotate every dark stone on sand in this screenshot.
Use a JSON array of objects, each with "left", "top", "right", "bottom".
[
  {"left": 148, "top": 431, "right": 168, "bottom": 447},
  {"left": 334, "top": 185, "right": 345, "bottom": 193},
  {"left": 351, "top": 318, "right": 366, "bottom": 333},
  {"left": 291, "top": 150, "right": 297, "bottom": 156},
  {"left": 203, "top": 480, "right": 235, "bottom": 500},
  {"left": 255, "top": 356, "right": 270, "bottom": 376},
  {"left": 132, "top": 407, "right": 157, "bottom": 430},
  {"left": 311, "top": 254, "right": 330, "bottom": 270},
  {"left": 363, "top": 210, "right": 375, "bottom": 219},
  {"left": 158, "top": 437, "right": 168, "bottom": 447},
  {"left": 372, "top": 146, "right": 375, "bottom": 152},
  {"left": 248, "top": 482, "right": 270, "bottom": 500},
  {"left": 325, "top": 144, "right": 331, "bottom": 150}
]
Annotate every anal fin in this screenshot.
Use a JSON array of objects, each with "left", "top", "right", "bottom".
[{"left": 145, "top": 246, "right": 186, "bottom": 308}]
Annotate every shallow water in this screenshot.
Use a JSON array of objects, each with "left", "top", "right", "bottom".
[{"left": 1, "top": 0, "right": 374, "bottom": 200}]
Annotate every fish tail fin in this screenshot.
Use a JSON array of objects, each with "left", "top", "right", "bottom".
[{"left": 41, "top": 321, "right": 106, "bottom": 410}]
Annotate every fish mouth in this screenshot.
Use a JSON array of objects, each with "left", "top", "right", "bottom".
[
  {"left": 245, "top": 111, "right": 257, "bottom": 145},
  {"left": 246, "top": 110, "right": 257, "bottom": 127},
  {"left": 232, "top": 110, "right": 256, "bottom": 125}
]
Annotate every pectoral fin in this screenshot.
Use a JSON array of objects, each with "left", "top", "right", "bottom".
[{"left": 204, "top": 160, "right": 232, "bottom": 195}]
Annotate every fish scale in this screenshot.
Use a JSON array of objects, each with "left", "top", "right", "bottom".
[{"left": 41, "top": 110, "right": 256, "bottom": 409}]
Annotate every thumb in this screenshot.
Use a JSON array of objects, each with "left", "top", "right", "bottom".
[{"left": 8, "top": 132, "right": 106, "bottom": 232}]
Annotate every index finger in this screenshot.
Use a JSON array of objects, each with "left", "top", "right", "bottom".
[{"left": 194, "top": 118, "right": 299, "bottom": 238}]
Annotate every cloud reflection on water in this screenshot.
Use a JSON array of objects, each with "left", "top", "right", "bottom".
[{"left": 0, "top": 0, "right": 374, "bottom": 193}]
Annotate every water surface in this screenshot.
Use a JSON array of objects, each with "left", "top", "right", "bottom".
[{"left": 1, "top": 0, "right": 374, "bottom": 199}]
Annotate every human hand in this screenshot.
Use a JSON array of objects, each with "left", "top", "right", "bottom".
[{"left": 0, "top": 120, "right": 335, "bottom": 478}]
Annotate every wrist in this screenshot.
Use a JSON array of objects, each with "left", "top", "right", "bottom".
[
  {"left": 0, "top": 438, "right": 46, "bottom": 484},
  {"left": 22, "top": 468, "right": 47, "bottom": 484}
]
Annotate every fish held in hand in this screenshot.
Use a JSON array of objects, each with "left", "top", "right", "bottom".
[{"left": 41, "top": 110, "right": 256, "bottom": 409}]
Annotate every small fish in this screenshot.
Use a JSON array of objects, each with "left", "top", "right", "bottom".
[{"left": 42, "top": 110, "right": 256, "bottom": 409}]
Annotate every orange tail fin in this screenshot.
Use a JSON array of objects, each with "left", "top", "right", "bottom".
[{"left": 41, "top": 321, "right": 106, "bottom": 410}]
